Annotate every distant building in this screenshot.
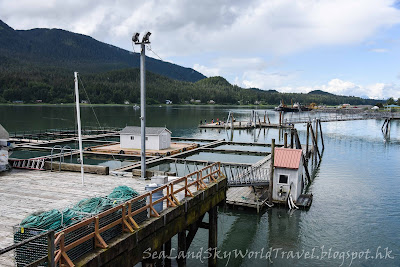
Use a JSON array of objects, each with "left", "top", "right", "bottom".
[
  {"left": 81, "top": 100, "right": 88, "bottom": 104},
  {"left": 208, "top": 100, "right": 215, "bottom": 104},
  {"left": 120, "top": 126, "right": 171, "bottom": 150},
  {"left": 194, "top": 100, "right": 201, "bottom": 103},
  {"left": 36, "top": 100, "right": 43, "bottom": 103},
  {"left": 273, "top": 148, "right": 304, "bottom": 203},
  {"left": 254, "top": 101, "right": 260, "bottom": 105},
  {"left": 12, "top": 101, "right": 23, "bottom": 104},
  {"left": 166, "top": 100, "right": 172, "bottom": 105},
  {"left": 124, "top": 100, "right": 130, "bottom": 105}
]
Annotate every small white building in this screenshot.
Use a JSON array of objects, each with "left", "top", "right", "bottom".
[
  {"left": 273, "top": 148, "right": 304, "bottom": 203},
  {"left": 0, "top": 124, "right": 10, "bottom": 172},
  {"left": 120, "top": 126, "right": 171, "bottom": 150}
]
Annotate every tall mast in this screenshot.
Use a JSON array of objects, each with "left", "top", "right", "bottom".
[
  {"left": 74, "top": 72, "right": 85, "bottom": 185},
  {"left": 133, "top": 32, "right": 151, "bottom": 179},
  {"left": 140, "top": 42, "right": 146, "bottom": 179}
]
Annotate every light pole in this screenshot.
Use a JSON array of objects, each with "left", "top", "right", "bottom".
[{"left": 132, "top": 32, "right": 151, "bottom": 179}]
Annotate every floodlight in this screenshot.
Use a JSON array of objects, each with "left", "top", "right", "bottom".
[
  {"left": 142, "top": 32, "right": 151, "bottom": 43},
  {"left": 132, "top": 32, "right": 140, "bottom": 43}
]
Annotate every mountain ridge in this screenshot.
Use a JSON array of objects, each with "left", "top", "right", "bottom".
[{"left": 0, "top": 20, "right": 206, "bottom": 82}]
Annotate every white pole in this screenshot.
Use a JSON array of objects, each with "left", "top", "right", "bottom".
[{"left": 74, "top": 72, "right": 85, "bottom": 185}]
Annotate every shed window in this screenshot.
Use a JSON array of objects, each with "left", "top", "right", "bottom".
[
  {"left": 130, "top": 136, "right": 134, "bottom": 140},
  {"left": 279, "top": 175, "right": 288, "bottom": 184},
  {"left": 146, "top": 137, "right": 148, "bottom": 141}
]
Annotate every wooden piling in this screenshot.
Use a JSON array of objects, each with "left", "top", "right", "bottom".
[
  {"left": 290, "top": 129, "right": 294, "bottom": 149},
  {"left": 177, "top": 231, "right": 187, "bottom": 267},
  {"left": 309, "top": 124, "right": 321, "bottom": 160},
  {"left": 164, "top": 239, "right": 172, "bottom": 267},
  {"left": 208, "top": 206, "right": 218, "bottom": 267},
  {"left": 294, "top": 129, "right": 301, "bottom": 149},
  {"left": 306, "top": 122, "right": 310, "bottom": 157},
  {"left": 279, "top": 112, "right": 282, "bottom": 126},
  {"left": 268, "top": 139, "right": 275, "bottom": 206},
  {"left": 318, "top": 119, "right": 325, "bottom": 150},
  {"left": 284, "top": 133, "right": 288, "bottom": 148}
]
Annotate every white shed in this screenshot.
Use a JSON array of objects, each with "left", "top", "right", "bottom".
[
  {"left": 120, "top": 126, "right": 171, "bottom": 150},
  {"left": 272, "top": 148, "right": 304, "bottom": 203}
]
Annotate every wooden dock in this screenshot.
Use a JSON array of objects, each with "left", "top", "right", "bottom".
[
  {"left": 226, "top": 186, "right": 269, "bottom": 212},
  {"left": 199, "top": 121, "right": 291, "bottom": 129},
  {"left": 88, "top": 142, "right": 198, "bottom": 157},
  {"left": 0, "top": 163, "right": 227, "bottom": 267}
]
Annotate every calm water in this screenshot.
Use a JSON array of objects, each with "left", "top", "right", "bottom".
[{"left": 1, "top": 105, "right": 399, "bottom": 266}]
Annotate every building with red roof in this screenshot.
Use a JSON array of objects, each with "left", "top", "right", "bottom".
[{"left": 273, "top": 148, "right": 304, "bottom": 203}]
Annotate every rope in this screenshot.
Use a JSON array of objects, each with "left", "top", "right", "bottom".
[
  {"left": 146, "top": 44, "right": 163, "bottom": 61},
  {"left": 77, "top": 74, "right": 116, "bottom": 160}
]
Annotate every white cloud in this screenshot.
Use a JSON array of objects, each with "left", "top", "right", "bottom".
[
  {"left": 1, "top": 0, "right": 400, "bottom": 57},
  {"left": 270, "top": 79, "right": 400, "bottom": 99},
  {"left": 240, "top": 71, "right": 296, "bottom": 89},
  {"left": 214, "top": 57, "right": 268, "bottom": 71},
  {"left": 369, "top": 48, "right": 389, "bottom": 53},
  {"left": 193, "top": 64, "right": 220, "bottom": 77}
]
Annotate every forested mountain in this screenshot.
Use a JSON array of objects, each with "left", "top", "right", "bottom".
[
  {"left": 0, "top": 20, "right": 205, "bottom": 82},
  {"left": 0, "top": 20, "right": 383, "bottom": 106}
]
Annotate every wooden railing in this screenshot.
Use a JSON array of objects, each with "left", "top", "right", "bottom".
[{"left": 54, "top": 162, "right": 224, "bottom": 267}]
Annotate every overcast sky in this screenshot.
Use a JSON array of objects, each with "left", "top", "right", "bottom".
[{"left": 1, "top": 0, "right": 400, "bottom": 99}]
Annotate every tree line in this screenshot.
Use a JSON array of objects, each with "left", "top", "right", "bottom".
[{"left": 0, "top": 66, "right": 388, "bottom": 106}]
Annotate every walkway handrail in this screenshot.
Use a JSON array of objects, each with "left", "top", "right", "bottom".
[
  {"left": 0, "top": 230, "right": 55, "bottom": 267},
  {"left": 50, "top": 162, "right": 224, "bottom": 267}
]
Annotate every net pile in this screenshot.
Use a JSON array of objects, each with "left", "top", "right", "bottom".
[{"left": 14, "top": 186, "right": 146, "bottom": 266}]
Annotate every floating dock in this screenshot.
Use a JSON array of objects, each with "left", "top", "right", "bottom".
[
  {"left": 199, "top": 121, "right": 291, "bottom": 129},
  {"left": 88, "top": 142, "right": 198, "bottom": 156}
]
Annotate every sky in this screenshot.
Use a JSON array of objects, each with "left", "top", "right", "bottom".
[{"left": 1, "top": 0, "right": 400, "bottom": 99}]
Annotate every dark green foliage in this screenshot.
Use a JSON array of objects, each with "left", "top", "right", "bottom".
[{"left": 308, "top": 90, "right": 335, "bottom": 96}]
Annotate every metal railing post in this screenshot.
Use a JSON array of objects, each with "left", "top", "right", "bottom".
[{"left": 47, "top": 230, "right": 55, "bottom": 267}]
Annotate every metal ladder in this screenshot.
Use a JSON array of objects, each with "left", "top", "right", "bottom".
[
  {"left": 50, "top": 145, "right": 73, "bottom": 172},
  {"left": 11, "top": 158, "right": 46, "bottom": 170}
]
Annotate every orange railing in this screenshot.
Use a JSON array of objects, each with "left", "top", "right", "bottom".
[{"left": 54, "top": 162, "right": 224, "bottom": 267}]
